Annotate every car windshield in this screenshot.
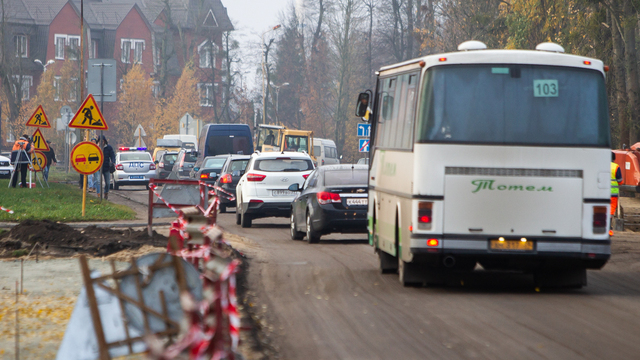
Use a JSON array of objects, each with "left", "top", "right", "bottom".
[
  {"left": 283, "top": 135, "right": 310, "bottom": 152},
  {"left": 120, "top": 153, "right": 151, "bottom": 161},
  {"left": 204, "top": 158, "right": 227, "bottom": 168},
  {"left": 162, "top": 154, "right": 178, "bottom": 163},
  {"left": 324, "top": 169, "right": 368, "bottom": 186},
  {"left": 255, "top": 158, "right": 314, "bottom": 172},
  {"left": 416, "top": 64, "right": 610, "bottom": 146}
]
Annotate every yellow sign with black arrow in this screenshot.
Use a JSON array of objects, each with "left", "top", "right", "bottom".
[{"left": 31, "top": 128, "right": 50, "bottom": 151}]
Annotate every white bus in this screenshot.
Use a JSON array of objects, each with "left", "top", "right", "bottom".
[{"left": 356, "top": 41, "right": 611, "bottom": 288}]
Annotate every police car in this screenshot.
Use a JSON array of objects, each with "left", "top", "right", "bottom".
[
  {"left": 111, "top": 147, "right": 156, "bottom": 190},
  {"left": 0, "top": 155, "right": 11, "bottom": 179}
]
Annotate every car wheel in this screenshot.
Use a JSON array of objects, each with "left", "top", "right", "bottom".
[
  {"left": 240, "top": 204, "right": 252, "bottom": 228},
  {"left": 306, "top": 212, "right": 320, "bottom": 244},
  {"left": 290, "top": 211, "right": 304, "bottom": 240},
  {"left": 219, "top": 204, "right": 227, "bottom": 213}
]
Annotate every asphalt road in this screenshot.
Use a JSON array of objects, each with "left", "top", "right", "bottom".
[{"left": 118, "top": 186, "right": 640, "bottom": 359}]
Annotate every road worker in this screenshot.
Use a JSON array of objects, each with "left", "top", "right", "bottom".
[
  {"left": 10, "top": 134, "right": 34, "bottom": 188},
  {"left": 611, "top": 152, "right": 623, "bottom": 220}
]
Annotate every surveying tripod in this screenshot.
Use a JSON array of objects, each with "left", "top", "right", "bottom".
[{"left": 8, "top": 146, "right": 46, "bottom": 189}]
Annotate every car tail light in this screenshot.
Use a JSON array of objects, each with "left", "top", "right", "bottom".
[
  {"left": 303, "top": 174, "right": 310, "bottom": 180},
  {"left": 149, "top": 164, "right": 156, "bottom": 170},
  {"left": 249, "top": 199, "right": 263, "bottom": 203},
  {"left": 317, "top": 191, "right": 341, "bottom": 205},
  {"left": 116, "top": 164, "right": 123, "bottom": 170},
  {"left": 159, "top": 162, "right": 165, "bottom": 168},
  {"left": 418, "top": 202, "right": 433, "bottom": 230},
  {"left": 246, "top": 173, "right": 266, "bottom": 182},
  {"left": 220, "top": 174, "right": 232, "bottom": 184},
  {"left": 593, "top": 206, "right": 607, "bottom": 234},
  {"left": 200, "top": 173, "right": 209, "bottom": 179}
]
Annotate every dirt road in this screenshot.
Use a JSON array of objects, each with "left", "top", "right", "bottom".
[{"left": 121, "top": 187, "right": 640, "bottom": 359}]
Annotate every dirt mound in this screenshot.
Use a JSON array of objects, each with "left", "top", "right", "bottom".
[{"left": 0, "top": 220, "right": 167, "bottom": 257}]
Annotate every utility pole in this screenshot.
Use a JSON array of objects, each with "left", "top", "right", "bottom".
[{"left": 261, "top": 25, "right": 281, "bottom": 125}]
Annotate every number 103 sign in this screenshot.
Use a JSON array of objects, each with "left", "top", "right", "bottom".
[{"left": 533, "top": 79, "right": 558, "bottom": 97}]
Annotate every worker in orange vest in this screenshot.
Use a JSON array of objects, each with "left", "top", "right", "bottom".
[
  {"left": 611, "top": 152, "right": 623, "bottom": 218},
  {"left": 10, "top": 134, "right": 34, "bottom": 188}
]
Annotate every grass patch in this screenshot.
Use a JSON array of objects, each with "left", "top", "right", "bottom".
[
  {"left": 47, "top": 166, "right": 84, "bottom": 183},
  {"left": 0, "top": 180, "right": 136, "bottom": 222}
]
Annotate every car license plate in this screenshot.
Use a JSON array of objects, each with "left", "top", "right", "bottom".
[
  {"left": 272, "top": 190, "right": 295, "bottom": 196},
  {"left": 490, "top": 239, "right": 534, "bottom": 251},
  {"left": 346, "top": 198, "right": 368, "bottom": 206},
  {"left": 129, "top": 175, "right": 144, "bottom": 180},
  {"left": 210, "top": 172, "right": 217, "bottom": 178},
  {"left": 0, "top": 170, "right": 9, "bottom": 175}
]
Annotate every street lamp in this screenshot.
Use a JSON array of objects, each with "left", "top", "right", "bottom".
[
  {"left": 271, "top": 82, "right": 289, "bottom": 125},
  {"left": 261, "top": 24, "right": 281, "bottom": 125},
  {"left": 34, "top": 59, "right": 55, "bottom": 72}
]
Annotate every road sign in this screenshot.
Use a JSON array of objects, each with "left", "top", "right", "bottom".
[
  {"left": 357, "top": 123, "right": 371, "bottom": 138},
  {"left": 31, "top": 151, "right": 47, "bottom": 172},
  {"left": 26, "top": 105, "right": 51, "bottom": 128},
  {"left": 67, "top": 131, "right": 78, "bottom": 145},
  {"left": 134, "top": 124, "right": 146, "bottom": 137},
  {"left": 359, "top": 139, "right": 370, "bottom": 152},
  {"left": 134, "top": 138, "right": 146, "bottom": 148},
  {"left": 70, "top": 141, "right": 103, "bottom": 175},
  {"left": 88, "top": 59, "right": 117, "bottom": 103},
  {"left": 31, "top": 129, "right": 50, "bottom": 151},
  {"left": 68, "top": 94, "right": 109, "bottom": 130}
]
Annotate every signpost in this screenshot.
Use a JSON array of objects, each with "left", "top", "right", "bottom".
[
  {"left": 69, "top": 94, "right": 109, "bottom": 216},
  {"left": 134, "top": 124, "right": 146, "bottom": 148}
]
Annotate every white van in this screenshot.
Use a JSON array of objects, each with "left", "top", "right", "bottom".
[
  {"left": 164, "top": 134, "right": 198, "bottom": 150},
  {"left": 313, "top": 138, "right": 340, "bottom": 166}
]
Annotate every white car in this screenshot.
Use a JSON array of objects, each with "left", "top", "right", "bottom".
[
  {"left": 0, "top": 155, "right": 12, "bottom": 179},
  {"left": 112, "top": 147, "right": 156, "bottom": 190},
  {"left": 236, "top": 151, "right": 315, "bottom": 227}
]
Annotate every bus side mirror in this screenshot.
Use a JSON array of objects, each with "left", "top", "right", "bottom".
[{"left": 355, "top": 92, "right": 371, "bottom": 118}]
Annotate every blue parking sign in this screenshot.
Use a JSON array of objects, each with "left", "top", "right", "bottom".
[
  {"left": 359, "top": 139, "right": 370, "bottom": 152},
  {"left": 357, "top": 123, "right": 371, "bottom": 137}
]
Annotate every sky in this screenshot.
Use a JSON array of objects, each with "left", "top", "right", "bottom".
[{"left": 223, "top": 0, "right": 299, "bottom": 90}]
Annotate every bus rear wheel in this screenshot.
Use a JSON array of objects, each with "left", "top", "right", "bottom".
[{"left": 399, "top": 260, "right": 423, "bottom": 287}]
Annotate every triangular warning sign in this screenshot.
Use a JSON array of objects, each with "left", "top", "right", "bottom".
[
  {"left": 31, "top": 128, "right": 50, "bottom": 151},
  {"left": 26, "top": 105, "right": 51, "bottom": 128},
  {"left": 68, "top": 94, "right": 108, "bottom": 130}
]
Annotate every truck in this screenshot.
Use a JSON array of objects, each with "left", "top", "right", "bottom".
[{"left": 255, "top": 124, "right": 315, "bottom": 163}]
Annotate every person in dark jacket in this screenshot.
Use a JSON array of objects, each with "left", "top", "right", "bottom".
[
  {"left": 101, "top": 135, "right": 116, "bottom": 200},
  {"left": 43, "top": 140, "right": 57, "bottom": 182},
  {"left": 10, "top": 135, "right": 33, "bottom": 188}
]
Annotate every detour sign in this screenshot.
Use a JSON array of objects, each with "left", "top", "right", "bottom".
[{"left": 71, "top": 141, "right": 103, "bottom": 175}]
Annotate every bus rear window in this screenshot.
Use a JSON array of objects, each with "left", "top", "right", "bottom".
[{"left": 416, "top": 65, "right": 610, "bottom": 147}]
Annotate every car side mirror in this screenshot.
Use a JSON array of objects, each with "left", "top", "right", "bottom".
[
  {"left": 154, "top": 160, "right": 159, "bottom": 164},
  {"left": 194, "top": 167, "right": 200, "bottom": 172},
  {"left": 288, "top": 183, "right": 301, "bottom": 192}
]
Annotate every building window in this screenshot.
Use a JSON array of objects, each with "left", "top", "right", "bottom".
[
  {"left": 69, "top": 78, "right": 78, "bottom": 101},
  {"left": 198, "top": 41, "right": 218, "bottom": 68},
  {"left": 121, "top": 40, "right": 131, "bottom": 63},
  {"left": 68, "top": 36, "right": 80, "bottom": 60},
  {"left": 90, "top": 40, "right": 98, "bottom": 59},
  {"left": 53, "top": 76, "right": 62, "bottom": 101},
  {"left": 55, "top": 35, "right": 65, "bottom": 59},
  {"left": 198, "top": 83, "right": 213, "bottom": 106},
  {"left": 154, "top": 43, "right": 161, "bottom": 66},
  {"left": 12, "top": 75, "right": 32, "bottom": 100},
  {"left": 15, "top": 35, "right": 27, "bottom": 58},
  {"left": 134, "top": 42, "right": 143, "bottom": 64},
  {"left": 152, "top": 81, "right": 160, "bottom": 98}
]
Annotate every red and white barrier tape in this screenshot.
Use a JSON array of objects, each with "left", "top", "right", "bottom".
[
  {"left": 1, "top": 207, "right": 14, "bottom": 214},
  {"left": 199, "top": 181, "right": 236, "bottom": 202},
  {"left": 149, "top": 184, "right": 184, "bottom": 217}
]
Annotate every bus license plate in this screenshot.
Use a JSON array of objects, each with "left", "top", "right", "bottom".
[
  {"left": 272, "top": 190, "right": 295, "bottom": 196},
  {"left": 129, "top": 175, "right": 144, "bottom": 179},
  {"left": 490, "top": 239, "right": 534, "bottom": 251},
  {"left": 346, "top": 198, "right": 368, "bottom": 206}
]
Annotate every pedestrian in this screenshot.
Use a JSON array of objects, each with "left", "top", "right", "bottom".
[
  {"left": 92, "top": 138, "right": 101, "bottom": 195},
  {"left": 43, "top": 140, "right": 57, "bottom": 182},
  {"left": 611, "top": 152, "right": 623, "bottom": 223},
  {"left": 101, "top": 135, "right": 115, "bottom": 200},
  {"left": 10, "top": 135, "right": 34, "bottom": 188}
]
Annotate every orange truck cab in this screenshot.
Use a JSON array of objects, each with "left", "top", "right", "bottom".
[{"left": 613, "top": 143, "right": 640, "bottom": 193}]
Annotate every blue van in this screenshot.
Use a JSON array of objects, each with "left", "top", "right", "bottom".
[{"left": 193, "top": 124, "right": 253, "bottom": 176}]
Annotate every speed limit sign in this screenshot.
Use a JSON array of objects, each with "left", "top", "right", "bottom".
[{"left": 31, "top": 151, "right": 47, "bottom": 172}]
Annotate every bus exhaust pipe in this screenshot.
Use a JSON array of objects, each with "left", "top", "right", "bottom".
[{"left": 443, "top": 256, "right": 456, "bottom": 268}]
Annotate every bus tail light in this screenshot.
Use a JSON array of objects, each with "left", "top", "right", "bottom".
[
  {"left": 418, "top": 202, "right": 433, "bottom": 230},
  {"left": 427, "top": 238, "right": 439, "bottom": 247},
  {"left": 317, "top": 191, "right": 341, "bottom": 205},
  {"left": 246, "top": 173, "right": 266, "bottom": 182},
  {"left": 220, "top": 174, "right": 232, "bottom": 184},
  {"left": 593, "top": 206, "right": 607, "bottom": 234}
]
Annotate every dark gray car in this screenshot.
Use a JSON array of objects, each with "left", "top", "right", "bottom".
[{"left": 155, "top": 152, "right": 178, "bottom": 179}]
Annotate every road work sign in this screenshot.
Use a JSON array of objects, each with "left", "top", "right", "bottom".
[
  {"left": 26, "top": 105, "right": 51, "bottom": 128},
  {"left": 68, "top": 94, "right": 109, "bottom": 130},
  {"left": 31, "top": 128, "right": 50, "bottom": 151},
  {"left": 71, "top": 141, "right": 103, "bottom": 175},
  {"left": 359, "top": 139, "right": 370, "bottom": 152},
  {"left": 31, "top": 151, "right": 47, "bottom": 172}
]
